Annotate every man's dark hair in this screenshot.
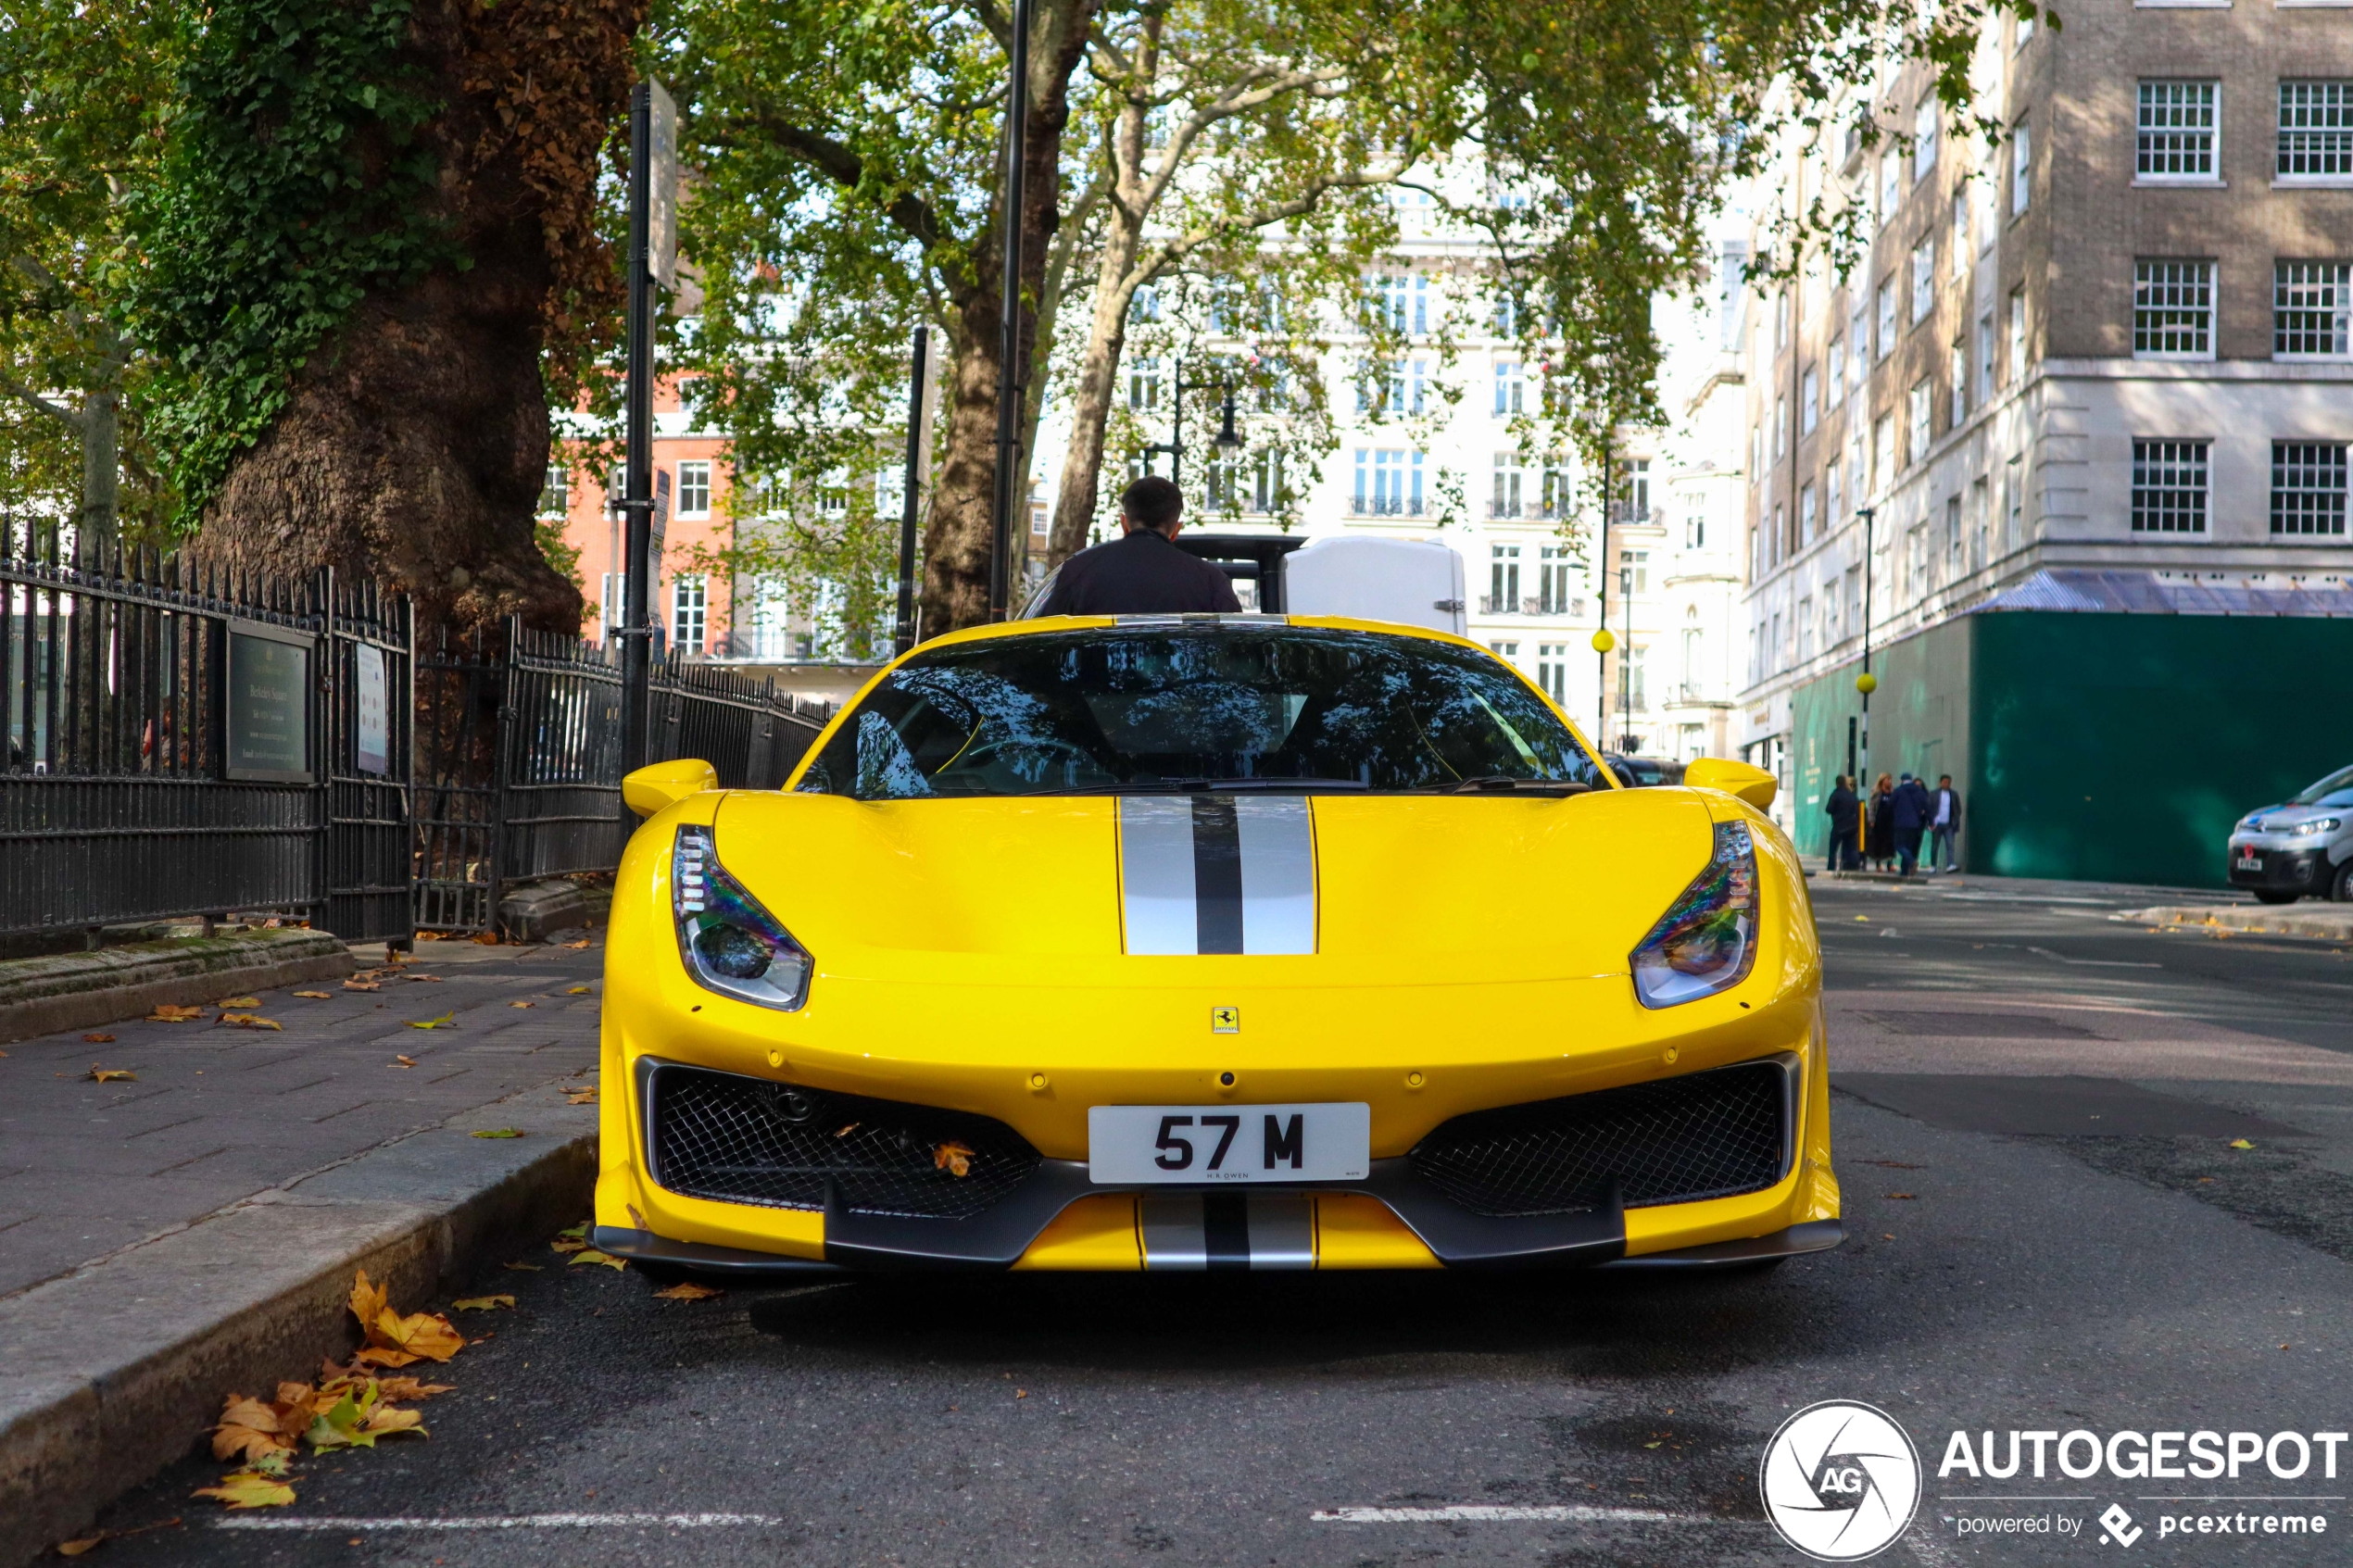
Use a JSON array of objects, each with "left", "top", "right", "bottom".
[
  {"left": 1939, "top": 773, "right": 1953, "bottom": 784},
  {"left": 1121, "top": 474, "right": 1185, "bottom": 533}
]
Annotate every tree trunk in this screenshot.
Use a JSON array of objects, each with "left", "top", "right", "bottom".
[
  {"left": 78, "top": 381, "right": 119, "bottom": 549},
  {"left": 915, "top": 0, "right": 1100, "bottom": 634},
  {"left": 1048, "top": 211, "right": 1145, "bottom": 568},
  {"left": 188, "top": 0, "right": 641, "bottom": 634}
]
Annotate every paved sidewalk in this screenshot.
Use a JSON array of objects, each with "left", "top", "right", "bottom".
[{"left": 0, "top": 935, "right": 605, "bottom": 1301}]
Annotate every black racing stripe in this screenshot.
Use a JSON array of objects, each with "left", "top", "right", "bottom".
[
  {"left": 1202, "top": 1193, "right": 1251, "bottom": 1271},
  {"left": 1191, "top": 795, "right": 1244, "bottom": 955}
]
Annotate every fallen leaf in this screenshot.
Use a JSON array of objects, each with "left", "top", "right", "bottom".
[
  {"left": 147, "top": 1004, "right": 205, "bottom": 1022},
  {"left": 569, "top": 1248, "right": 626, "bottom": 1270},
  {"left": 935, "top": 1140, "right": 975, "bottom": 1177},
  {"left": 562, "top": 938, "right": 592, "bottom": 949},
  {"left": 1884, "top": 1192, "right": 1918, "bottom": 1200},
  {"left": 2230, "top": 1138, "right": 2256, "bottom": 1149},
  {"left": 407, "top": 1012, "right": 456, "bottom": 1030},
  {"left": 406, "top": 973, "right": 443, "bottom": 983},
  {"left": 395, "top": 1054, "right": 417, "bottom": 1068},
  {"left": 348, "top": 1270, "right": 465, "bottom": 1366},
  {"left": 652, "top": 1281, "right": 722, "bottom": 1301},
  {"left": 211, "top": 1391, "right": 298, "bottom": 1463},
  {"left": 365, "top": 1374, "right": 456, "bottom": 1401},
  {"left": 220, "top": 1013, "right": 282, "bottom": 1031},
  {"left": 472, "top": 1128, "right": 523, "bottom": 1139},
  {"left": 89, "top": 1067, "right": 136, "bottom": 1082},
  {"left": 292, "top": 991, "right": 333, "bottom": 999},
  {"left": 452, "top": 1295, "right": 514, "bottom": 1311},
  {"left": 55, "top": 1518, "right": 181, "bottom": 1557},
  {"left": 566, "top": 1087, "right": 598, "bottom": 1105},
  {"left": 565, "top": 985, "right": 592, "bottom": 995},
  {"left": 502, "top": 1261, "right": 543, "bottom": 1272},
  {"left": 835, "top": 1123, "right": 861, "bottom": 1138},
  {"left": 306, "top": 1381, "right": 425, "bottom": 1451},
  {"left": 1015, "top": 1388, "right": 1028, "bottom": 1399},
  {"left": 217, "top": 997, "right": 260, "bottom": 1009},
  {"left": 343, "top": 980, "right": 381, "bottom": 992},
  {"left": 82, "top": 1032, "right": 116, "bottom": 1044},
  {"left": 472, "top": 932, "right": 501, "bottom": 946},
  {"left": 509, "top": 1000, "right": 537, "bottom": 1009},
  {"left": 193, "top": 1469, "right": 295, "bottom": 1510}
]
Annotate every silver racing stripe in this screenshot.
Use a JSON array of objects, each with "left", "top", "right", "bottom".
[
  {"left": 1117, "top": 795, "right": 1316, "bottom": 956},
  {"left": 1139, "top": 1194, "right": 1316, "bottom": 1270}
]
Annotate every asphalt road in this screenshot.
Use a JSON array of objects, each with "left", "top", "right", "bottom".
[{"left": 87, "top": 877, "right": 2353, "bottom": 1567}]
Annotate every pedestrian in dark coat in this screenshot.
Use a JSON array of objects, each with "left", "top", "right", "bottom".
[
  {"left": 1824, "top": 775, "right": 1860, "bottom": 872},
  {"left": 1891, "top": 771, "right": 1931, "bottom": 875},
  {"left": 1929, "top": 774, "right": 1962, "bottom": 872},
  {"left": 1867, "top": 773, "right": 1896, "bottom": 869}
]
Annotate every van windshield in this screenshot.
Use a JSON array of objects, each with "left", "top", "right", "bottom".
[
  {"left": 2287, "top": 763, "right": 2353, "bottom": 809},
  {"left": 795, "top": 626, "right": 1604, "bottom": 800}
]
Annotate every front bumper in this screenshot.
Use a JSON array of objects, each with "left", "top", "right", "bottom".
[{"left": 2226, "top": 843, "right": 2331, "bottom": 892}]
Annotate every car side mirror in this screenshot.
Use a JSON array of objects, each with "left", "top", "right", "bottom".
[
  {"left": 1684, "top": 758, "right": 1777, "bottom": 811},
  {"left": 623, "top": 759, "right": 720, "bottom": 818}
]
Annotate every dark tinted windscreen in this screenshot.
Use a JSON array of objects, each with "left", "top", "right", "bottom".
[{"left": 797, "top": 627, "right": 1602, "bottom": 799}]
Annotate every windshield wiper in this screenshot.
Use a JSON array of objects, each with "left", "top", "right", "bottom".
[{"left": 1414, "top": 775, "right": 1593, "bottom": 795}]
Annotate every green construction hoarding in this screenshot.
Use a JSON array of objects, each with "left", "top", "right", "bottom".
[{"left": 1783, "top": 609, "right": 2353, "bottom": 890}]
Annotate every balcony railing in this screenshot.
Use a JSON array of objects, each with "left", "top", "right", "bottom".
[
  {"left": 1489, "top": 500, "right": 1573, "bottom": 521},
  {"left": 1477, "top": 595, "right": 1587, "bottom": 617},
  {"left": 1353, "top": 496, "right": 1429, "bottom": 518}
]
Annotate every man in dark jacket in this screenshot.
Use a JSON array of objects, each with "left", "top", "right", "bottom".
[
  {"left": 1891, "top": 771, "right": 1931, "bottom": 876},
  {"left": 1029, "top": 475, "right": 1241, "bottom": 617},
  {"left": 1929, "top": 773, "right": 1962, "bottom": 872},
  {"left": 1824, "top": 775, "right": 1860, "bottom": 872}
]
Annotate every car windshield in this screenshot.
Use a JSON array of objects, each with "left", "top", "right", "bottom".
[
  {"left": 795, "top": 625, "right": 1604, "bottom": 800},
  {"left": 2287, "top": 763, "right": 2353, "bottom": 809}
]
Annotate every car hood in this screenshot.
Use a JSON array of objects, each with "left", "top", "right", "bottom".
[
  {"left": 2238, "top": 805, "right": 2343, "bottom": 834},
  {"left": 708, "top": 787, "right": 1721, "bottom": 985}
]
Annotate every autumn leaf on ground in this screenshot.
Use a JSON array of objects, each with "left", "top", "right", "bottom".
[
  {"left": 452, "top": 1294, "right": 514, "bottom": 1311},
  {"left": 211, "top": 1390, "right": 299, "bottom": 1463},
  {"left": 344, "top": 980, "right": 381, "bottom": 992},
  {"left": 472, "top": 1127, "right": 523, "bottom": 1139},
  {"left": 56, "top": 1516, "right": 181, "bottom": 1556},
  {"left": 292, "top": 991, "right": 333, "bottom": 999},
  {"left": 394, "top": 1054, "right": 417, "bottom": 1068},
  {"left": 147, "top": 1004, "right": 205, "bottom": 1022},
  {"left": 2230, "top": 1137, "right": 2256, "bottom": 1149},
  {"left": 407, "top": 974, "right": 443, "bottom": 984},
  {"left": 562, "top": 938, "right": 592, "bottom": 949},
  {"left": 220, "top": 1013, "right": 283, "bottom": 1031},
  {"left": 565, "top": 985, "right": 592, "bottom": 995},
  {"left": 935, "top": 1140, "right": 975, "bottom": 1177},
  {"left": 502, "top": 1261, "right": 543, "bottom": 1272},
  {"left": 82, "top": 1032, "right": 115, "bottom": 1044},
  {"left": 472, "top": 932, "right": 501, "bottom": 946},
  {"left": 653, "top": 1281, "right": 723, "bottom": 1301},
  {"left": 89, "top": 1067, "right": 136, "bottom": 1083},
  {"left": 567, "top": 1086, "right": 598, "bottom": 1105},
  {"left": 193, "top": 1468, "right": 295, "bottom": 1509},
  {"left": 407, "top": 1012, "right": 456, "bottom": 1030},
  {"left": 569, "top": 1248, "right": 626, "bottom": 1270},
  {"left": 510, "top": 1000, "right": 537, "bottom": 1009},
  {"left": 216, "top": 997, "right": 261, "bottom": 1009},
  {"left": 306, "top": 1381, "right": 427, "bottom": 1450},
  {"left": 363, "top": 1374, "right": 456, "bottom": 1401},
  {"left": 348, "top": 1270, "right": 465, "bottom": 1366}
]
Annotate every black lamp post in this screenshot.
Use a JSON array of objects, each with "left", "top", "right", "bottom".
[
  {"left": 1854, "top": 503, "right": 1877, "bottom": 861},
  {"left": 1141, "top": 358, "right": 1243, "bottom": 489}
]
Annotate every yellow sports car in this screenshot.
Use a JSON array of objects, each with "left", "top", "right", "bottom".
[{"left": 591, "top": 615, "right": 1839, "bottom": 1274}]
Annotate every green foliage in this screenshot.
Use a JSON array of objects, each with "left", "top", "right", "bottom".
[{"left": 126, "top": 0, "right": 454, "bottom": 523}]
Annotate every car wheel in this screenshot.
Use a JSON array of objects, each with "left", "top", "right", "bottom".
[
  {"left": 2333, "top": 862, "right": 2353, "bottom": 904},
  {"left": 2253, "top": 889, "right": 2300, "bottom": 905}
]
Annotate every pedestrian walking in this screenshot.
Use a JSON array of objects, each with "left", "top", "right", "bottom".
[
  {"left": 1891, "top": 771, "right": 1931, "bottom": 876},
  {"left": 1825, "top": 774, "right": 1860, "bottom": 872},
  {"left": 1868, "top": 772, "right": 1895, "bottom": 870},
  {"left": 1929, "top": 773, "right": 1962, "bottom": 873}
]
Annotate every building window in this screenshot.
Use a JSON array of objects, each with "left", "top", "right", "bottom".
[
  {"left": 1872, "top": 416, "right": 1894, "bottom": 494},
  {"left": 2278, "top": 82, "right": 2353, "bottom": 179},
  {"left": 1617, "top": 458, "right": 1651, "bottom": 522},
  {"left": 1944, "top": 494, "right": 1963, "bottom": 562},
  {"left": 2271, "top": 443, "right": 2349, "bottom": 536},
  {"left": 1950, "top": 190, "right": 1969, "bottom": 262},
  {"left": 2136, "top": 81, "right": 2219, "bottom": 180},
  {"left": 1541, "top": 458, "right": 1572, "bottom": 520},
  {"left": 1827, "top": 462, "right": 1843, "bottom": 526},
  {"left": 1849, "top": 301, "right": 1869, "bottom": 390},
  {"left": 2133, "top": 260, "right": 2215, "bottom": 358},
  {"left": 1774, "top": 396, "right": 1787, "bottom": 457},
  {"left": 2010, "top": 119, "right": 2032, "bottom": 215},
  {"left": 675, "top": 459, "right": 712, "bottom": 518},
  {"left": 671, "top": 574, "right": 708, "bottom": 655},
  {"left": 1252, "top": 450, "right": 1287, "bottom": 513},
  {"left": 1910, "top": 238, "right": 1934, "bottom": 323},
  {"left": 1369, "top": 273, "right": 1428, "bottom": 333},
  {"left": 1950, "top": 338, "right": 1969, "bottom": 423},
  {"left": 1799, "top": 483, "right": 1818, "bottom": 546},
  {"left": 537, "top": 465, "right": 570, "bottom": 517},
  {"left": 1538, "top": 546, "right": 1577, "bottom": 613},
  {"left": 1494, "top": 360, "right": 1523, "bottom": 416},
  {"left": 1489, "top": 640, "right": 1520, "bottom": 664},
  {"left": 1619, "top": 548, "right": 1649, "bottom": 596},
  {"left": 1684, "top": 504, "right": 1706, "bottom": 550},
  {"left": 1537, "top": 645, "right": 1570, "bottom": 705},
  {"left": 1795, "top": 595, "right": 1814, "bottom": 659},
  {"left": 1827, "top": 337, "right": 1846, "bottom": 408},
  {"left": 1907, "top": 380, "right": 1931, "bottom": 466},
  {"left": 1875, "top": 280, "right": 1896, "bottom": 358},
  {"left": 1775, "top": 290, "right": 1790, "bottom": 349},
  {"left": 817, "top": 470, "right": 849, "bottom": 518},
  {"left": 1128, "top": 357, "right": 1162, "bottom": 410},
  {"left": 1801, "top": 367, "right": 1819, "bottom": 433},
  {"left": 2007, "top": 290, "right": 2027, "bottom": 380},
  {"left": 1878, "top": 154, "right": 1901, "bottom": 225},
  {"left": 1353, "top": 449, "right": 1425, "bottom": 515},
  {"left": 1492, "top": 293, "right": 1520, "bottom": 337},
  {"left": 1976, "top": 313, "right": 1996, "bottom": 404},
  {"left": 2275, "top": 262, "right": 2353, "bottom": 358},
  {"left": 1914, "top": 98, "right": 1939, "bottom": 182},
  {"left": 1624, "top": 644, "right": 1648, "bottom": 710},
  {"left": 2130, "top": 440, "right": 2209, "bottom": 534},
  {"left": 1491, "top": 454, "right": 1524, "bottom": 518}
]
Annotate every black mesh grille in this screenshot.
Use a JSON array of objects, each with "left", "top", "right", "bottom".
[
  {"left": 1408, "top": 1061, "right": 1789, "bottom": 1217},
  {"left": 650, "top": 1067, "right": 1040, "bottom": 1221}
]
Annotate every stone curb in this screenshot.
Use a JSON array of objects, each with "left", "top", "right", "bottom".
[
  {"left": 0, "top": 932, "right": 356, "bottom": 1044},
  {"left": 2119, "top": 904, "right": 2353, "bottom": 941},
  {"left": 0, "top": 1088, "right": 597, "bottom": 1565},
  {"left": 497, "top": 879, "right": 612, "bottom": 944}
]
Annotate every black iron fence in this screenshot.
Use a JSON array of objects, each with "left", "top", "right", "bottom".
[{"left": 2, "top": 521, "right": 830, "bottom": 944}]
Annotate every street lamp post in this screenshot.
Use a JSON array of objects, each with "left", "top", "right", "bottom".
[
  {"left": 1854, "top": 504, "right": 1878, "bottom": 864},
  {"left": 986, "top": 0, "right": 1035, "bottom": 623},
  {"left": 1141, "top": 358, "right": 1242, "bottom": 490}
]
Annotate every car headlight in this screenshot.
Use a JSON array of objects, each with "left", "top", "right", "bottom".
[
  {"left": 673, "top": 825, "right": 812, "bottom": 1010},
  {"left": 1630, "top": 821, "right": 1759, "bottom": 1009},
  {"left": 2290, "top": 818, "right": 2340, "bottom": 837}
]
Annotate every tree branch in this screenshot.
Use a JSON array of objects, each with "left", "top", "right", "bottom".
[
  {"left": 0, "top": 372, "right": 84, "bottom": 433},
  {"left": 739, "top": 115, "right": 967, "bottom": 276}
]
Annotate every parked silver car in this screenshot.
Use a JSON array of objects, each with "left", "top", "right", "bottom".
[{"left": 2227, "top": 763, "right": 2353, "bottom": 904}]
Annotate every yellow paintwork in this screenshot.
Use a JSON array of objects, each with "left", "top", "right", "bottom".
[{"left": 596, "top": 614, "right": 1836, "bottom": 1269}]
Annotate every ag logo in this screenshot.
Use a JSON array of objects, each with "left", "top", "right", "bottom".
[{"left": 1758, "top": 1400, "right": 1921, "bottom": 1562}]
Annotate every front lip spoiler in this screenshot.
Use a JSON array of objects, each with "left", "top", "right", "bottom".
[{"left": 1596, "top": 1218, "right": 1844, "bottom": 1270}]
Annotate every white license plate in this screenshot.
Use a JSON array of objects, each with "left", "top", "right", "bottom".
[
  {"left": 1087, "top": 1103, "right": 1370, "bottom": 1185},
  {"left": 2238, "top": 851, "right": 2262, "bottom": 870}
]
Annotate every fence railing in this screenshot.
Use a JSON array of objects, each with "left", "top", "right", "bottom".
[
  {"left": 2, "top": 518, "right": 413, "bottom": 942},
  {"left": 4, "top": 521, "right": 831, "bottom": 944}
]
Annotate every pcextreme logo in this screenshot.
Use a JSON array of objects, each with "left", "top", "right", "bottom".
[{"left": 1759, "top": 1400, "right": 1924, "bottom": 1562}]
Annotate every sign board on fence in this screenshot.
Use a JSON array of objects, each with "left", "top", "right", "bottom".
[
  {"left": 354, "top": 644, "right": 390, "bottom": 776},
  {"left": 224, "top": 622, "right": 315, "bottom": 783}
]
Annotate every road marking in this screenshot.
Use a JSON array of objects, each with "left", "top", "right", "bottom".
[
  {"left": 1312, "top": 1505, "right": 1711, "bottom": 1524},
  {"left": 214, "top": 1514, "right": 783, "bottom": 1531}
]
